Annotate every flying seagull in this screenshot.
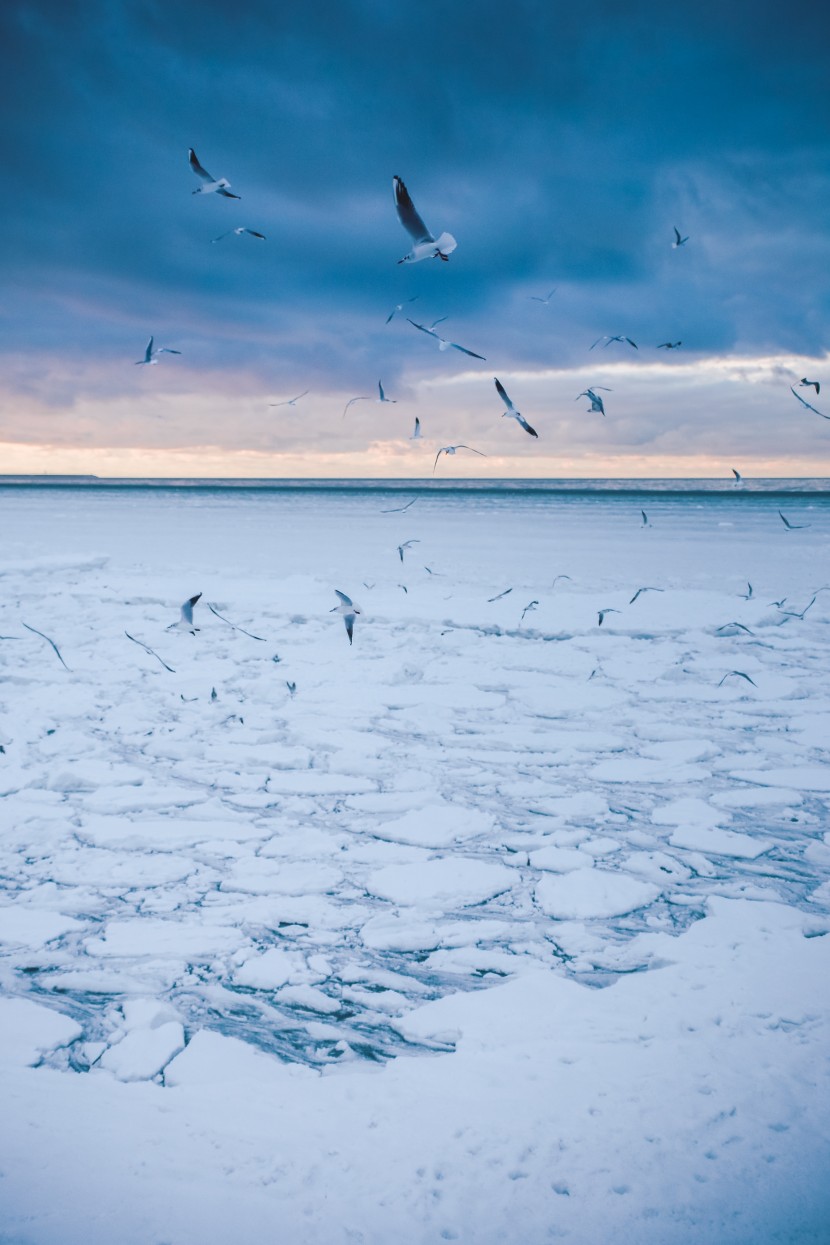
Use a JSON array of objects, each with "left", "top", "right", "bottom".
[
  {"left": 398, "top": 539, "right": 420, "bottom": 562},
  {"left": 597, "top": 608, "right": 620, "bottom": 626},
  {"left": 377, "top": 380, "right": 396, "bottom": 404},
  {"left": 21, "top": 621, "right": 70, "bottom": 671},
  {"left": 434, "top": 445, "right": 487, "bottom": 474},
  {"left": 590, "top": 335, "right": 638, "bottom": 350},
  {"left": 124, "top": 630, "right": 175, "bottom": 673},
  {"left": 270, "top": 391, "right": 309, "bottom": 408},
  {"left": 779, "top": 510, "right": 811, "bottom": 530},
  {"left": 672, "top": 227, "right": 689, "bottom": 248},
  {"left": 629, "top": 586, "right": 664, "bottom": 605},
  {"left": 206, "top": 602, "right": 266, "bottom": 641},
  {"left": 407, "top": 318, "right": 485, "bottom": 360},
  {"left": 715, "top": 622, "right": 754, "bottom": 635},
  {"left": 494, "top": 378, "right": 538, "bottom": 437},
  {"left": 732, "top": 468, "right": 742, "bottom": 484},
  {"left": 410, "top": 417, "right": 423, "bottom": 440},
  {"left": 343, "top": 395, "right": 372, "bottom": 419},
  {"left": 331, "top": 590, "right": 361, "bottom": 645},
  {"left": 739, "top": 582, "right": 753, "bottom": 600},
  {"left": 521, "top": 599, "right": 539, "bottom": 621},
  {"left": 799, "top": 378, "right": 820, "bottom": 395},
  {"left": 211, "top": 227, "right": 265, "bottom": 242},
  {"left": 393, "top": 175, "right": 456, "bottom": 264},
  {"left": 577, "top": 388, "right": 610, "bottom": 415},
  {"left": 488, "top": 588, "right": 513, "bottom": 602},
  {"left": 135, "top": 336, "right": 181, "bottom": 366},
  {"left": 552, "top": 574, "right": 572, "bottom": 588},
  {"left": 386, "top": 296, "right": 418, "bottom": 324},
  {"left": 380, "top": 496, "right": 418, "bottom": 514},
  {"left": 188, "top": 148, "right": 240, "bottom": 198},
  {"left": 657, "top": 341, "right": 682, "bottom": 349},
  {"left": 529, "top": 289, "right": 557, "bottom": 304},
  {"left": 717, "top": 671, "right": 757, "bottom": 688},
  {"left": 641, "top": 510, "right": 650, "bottom": 527},
  {"left": 790, "top": 386, "right": 830, "bottom": 420},
  {"left": 167, "top": 593, "right": 201, "bottom": 634},
  {"left": 778, "top": 595, "right": 817, "bottom": 620}
]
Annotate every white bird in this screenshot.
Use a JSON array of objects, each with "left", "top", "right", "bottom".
[
  {"left": 135, "top": 336, "right": 181, "bottom": 365},
  {"left": 398, "top": 539, "right": 420, "bottom": 562},
  {"left": 591, "top": 335, "right": 638, "bottom": 350},
  {"left": 717, "top": 670, "right": 756, "bottom": 688},
  {"left": 407, "top": 318, "right": 485, "bottom": 359},
  {"left": 377, "top": 380, "right": 396, "bottom": 404},
  {"left": 740, "top": 582, "right": 753, "bottom": 600},
  {"left": 343, "top": 395, "right": 372, "bottom": 418},
  {"left": 799, "top": 378, "right": 820, "bottom": 395},
  {"left": 434, "top": 445, "right": 487, "bottom": 474},
  {"left": 494, "top": 378, "right": 538, "bottom": 437},
  {"left": 270, "top": 391, "right": 309, "bottom": 407},
  {"left": 529, "top": 288, "right": 557, "bottom": 304},
  {"left": 386, "top": 296, "right": 418, "bottom": 324},
  {"left": 380, "top": 496, "right": 418, "bottom": 514},
  {"left": 331, "top": 590, "right": 361, "bottom": 645},
  {"left": 211, "top": 227, "right": 265, "bottom": 242},
  {"left": 597, "top": 608, "right": 620, "bottom": 626},
  {"left": 168, "top": 593, "right": 201, "bottom": 634},
  {"left": 576, "top": 387, "right": 610, "bottom": 415},
  {"left": 790, "top": 386, "right": 830, "bottom": 420},
  {"left": 672, "top": 227, "right": 689, "bottom": 248},
  {"left": 393, "top": 175, "right": 456, "bottom": 264},
  {"left": 521, "top": 599, "right": 539, "bottom": 621},
  {"left": 188, "top": 148, "right": 240, "bottom": 198},
  {"left": 410, "top": 417, "right": 423, "bottom": 440},
  {"left": 629, "top": 586, "right": 664, "bottom": 605}
]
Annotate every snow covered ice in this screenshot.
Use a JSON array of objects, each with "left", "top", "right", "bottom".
[{"left": 1, "top": 480, "right": 829, "bottom": 1243}]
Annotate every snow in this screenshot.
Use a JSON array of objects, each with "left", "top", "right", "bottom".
[{"left": 1, "top": 482, "right": 829, "bottom": 1242}]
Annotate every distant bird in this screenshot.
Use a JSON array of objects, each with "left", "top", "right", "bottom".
[
  {"left": 377, "top": 380, "right": 396, "bottom": 404},
  {"left": 672, "top": 227, "right": 689, "bottom": 248},
  {"left": 21, "top": 621, "right": 70, "bottom": 671},
  {"left": 343, "top": 395, "right": 372, "bottom": 418},
  {"left": 188, "top": 148, "right": 240, "bottom": 198},
  {"left": 407, "top": 318, "right": 485, "bottom": 360},
  {"left": 629, "top": 586, "right": 664, "bottom": 605},
  {"left": 434, "top": 445, "right": 487, "bottom": 474},
  {"left": 521, "top": 600, "right": 539, "bottom": 621},
  {"left": 331, "top": 590, "right": 361, "bottom": 645},
  {"left": 657, "top": 341, "right": 682, "bottom": 349},
  {"left": 494, "top": 378, "right": 538, "bottom": 437},
  {"left": 552, "top": 575, "right": 572, "bottom": 588},
  {"left": 799, "top": 378, "right": 820, "bottom": 395},
  {"left": 598, "top": 608, "right": 620, "bottom": 626},
  {"left": 380, "top": 497, "right": 418, "bottom": 514},
  {"left": 168, "top": 593, "right": 201, "bottom": 634},
  {"left": 577, "top": 388, "right": 610, "bottom": 415},
  {"left": 398, "top": 539, "right": 420, "bottom": 562},
  {"left": 386, "top": 296, "right": 418, "bottom": 324},
  {"left": 778, "top": 596, "right": 817, "bottom": 620},
  {"left": 715, "top": 622, "right": 754, "bottom": 635},
  {"left": 488, "top": 588, "right": 513, "bottom": 602},
  {"left": 398, "top": 584, "right": 408, "bottom": 594},
  {"left": 717, "top": 671, "right": 757, "bottom": 688},
  {"left": 591, "top": 335, "right": 638, "bottom": 350},
  {"left": 779, "top": 510, "right": 811, "bottom": 530},
  {"left": 211, "top": 227, "right": 265, "bottom": 242},
  {"left": 410, "top": 417, "right": 423, "bottom": 440},
  {"left": 393, "top": 175, "right": 456, "bottom": 264},
  {"left": 270, "top": 391, "right": 309, "bottom": 408},
  {"left": 286, "top": 682, "right": 297, "bottom": 697},
  {"left": 529, "top": 289, "right": 557, "bottom": 304},
  {"left": 740, "top": 582, "right": 753, "bottom": 600},
  {"left": 641, "top": 510, "right": 650, "bottom": 527},
  {"left": 732, "top": 468, "right": 742, "bottom": 484},
  {"left": 135, "top": 336, "right": 181, "bottom": 366},
  {"left": 206, "top": 602, "right": 266, "bottom": 641},
  {"left": 790, "top": 386, "right": 829, "bottom": 420}
]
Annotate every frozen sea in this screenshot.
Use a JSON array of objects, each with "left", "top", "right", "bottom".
[{"left": 1, "top": 479, "right": 829, "bottom": 1244}]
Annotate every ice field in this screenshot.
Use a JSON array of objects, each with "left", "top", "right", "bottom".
[{"left": 1, "top": 480, "right": 829, "bottom": 1244}]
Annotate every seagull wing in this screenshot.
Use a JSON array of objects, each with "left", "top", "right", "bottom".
[
  {"left": 674, "top": 227, "right": 681, "bottom": 245},
  {"left": 244, "top": 229, "right": 266, "bottom": 239},
  {"left": 393, "top": 176, "right": 434, "bottom": 244},
  {"left": 590, "top": 337, "right": 608, "bottom": 350},
  {"left": 516, "top": 414, "right": 538, "bottom": 438},
  {"left": 334, "top": 590, "right": 353, "bottom": 607},
  {"left": 142, "top": 337, "right": 153, "bottom": 363},
  {"left": 433, "top": 449, "right": 446, "bottom": 474},
  {"left": 494, "top": 378, "right": 514, "bottom": 411},
  {"left": 180, "top": 592, "right": 202, "bottom": 625},
  {"left": 217, "top": 188, "right": 241, "bottom": 199},
  {"left": 449, "top": 340, "right": 486, "bottom": 359},
  {"left": 188, "top": 149, "right": 213, "bottom": 182},
  {"left": 456, "top": 445, "right": 487, "bottom": 456},
  {"left": 158, "top": 348, "right": 181, "bottom": 355},
  {"left": 343, "top": 613, "right": 355, "bottom": 644},
  {"left": 625, "top": 338, "right": 638, "bottom": 349}
]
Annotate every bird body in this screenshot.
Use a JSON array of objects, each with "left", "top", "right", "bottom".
[
  {"left": 188, "top": 148, "right": 240, "bottom": 198},
  {"left": 494, "top": 377, "right": 538, "bottom": 437},
  {"left": 393, "top": 176, "right": 456, "bottom": 264}
]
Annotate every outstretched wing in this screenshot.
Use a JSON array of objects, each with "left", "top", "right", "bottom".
[
  {"left": 393, "top": 176, "right": 434, "bottom": 244},
  {"left": 217, "top": 187, "right": 241, "bottom": 199},
  {"left": 494, "top": 377, "right": 514, "bottom": 411},
  {"left": 407, "top": 318, "right": 439, "bottom": 342},
  {"left": 450, "top": 341, "right": 486, "bottom": 360},
  {"left": 516, "top": 414, "right": 538, "bottom": 438},
  {"left": 181, "top": 592, "right": 202, "bottom": 624},
  {"left": 188, "top": 148, "right": 213, "bottom": 182},
  {"left": 335, "top": 589, "right": 353, "bottom": 607}
]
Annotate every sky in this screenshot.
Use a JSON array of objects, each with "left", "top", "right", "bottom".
[{"left": 2, "top": 0, "right": 829, "bottom": 478}]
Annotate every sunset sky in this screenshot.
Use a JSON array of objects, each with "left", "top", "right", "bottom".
[{"left": 2, "top": 0, "right": 829, "bottom": 478}]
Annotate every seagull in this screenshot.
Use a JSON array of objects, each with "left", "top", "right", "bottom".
[
  {"left": 434, "top": 445, "right": 487, "bottom": 474},
  {"left": 331, "top": 590, "right": 361, "bottom": 645},
  {"left": 407, "top": 318, "right": 485, "bottom": 360},
  {"left": 778, "top": 596, "right": 817, "bottom": 620},
  {"left": 393, "top": 175, "right": 456, "bottom": 264},
  {"left": 799, "top": 378, "right": 820, "bottom": 395},
  {"left": 732, "top": 468, "right": 742, "bottom": 484},
  {"left": 343, "top": 395, "right": 372, "bottom": 418},
  {"left": 21, "top": 622, "right": 70, "bottom": 671},
  {"left": 286, "top": 681, "right": 297, "bottom": 697},
  {"left": 380, "top": 497, "right": 418, "bottom": 514},
  {"left": 641, "top": 510, "right": 650, "bottom": 527},
  {"left": 168, "top": 593, "right": 201, "bottom": 634},
  {"left": 717, "top": 671, "right": 757, "bottom": 688},
  {"left": 188, "top": 148, "right": 240, "bottom": 198},
  {"left": 740, "top": 582, "right": 753, "bottom": 600},
  {"left": 410, "top": 417, "right": 423, "bottom": 440},
  {"left": 377, "top": 380, "right": 396, "bottom": 404},
  {"left": 715, "top": 622, "right": 754, "bottom": 635},
  {"left": 521, "top": 599, "right": 539, "bottom": 621},
  {"left": 552, "top": 575, "right": 572, "bottom": 588},
  {"left": 590, "top": 335, "right": 638, "bottom": 350},
  {"left": 790, "top": 386, "right": 830, "bottom": 419},
  {"left": 597, "top": 608, "right": 620, "bottom": 626},
  {"left": 629, "top": 586, "right": 664, "bottom": 605},
  {"left": 488, "top": 588, "right": 513, "bottom": 602},
  {"left": 529, "top": 289, "right": 557, "bottom": 304},
  {"left": 672, "top": 227, "right": 689, "bottom": 248},
  {"left": 657, "top": 341, "right": 682, "bottom": 349},
  {"left": 779, "top": 510, "right": 811, "bottom": 530},
  {"left": 135, "top": 336, "right": 181, "bottom": 366},
  {"left": 398, "top": 539, "right": 420, "bottom": 562},
  {"left": 211, "top": 227, "right": 265, "bottom": 242},
  {"left": 270, "top": 391, "right": 309, "bottom": 408},
  {"left": 577, "top": 388, "right": 610, "bottom": 415},
  {"left": 494, "top": 378, "right": 538, "bottom": 437},
  {"left": 386, "top": 296, "right": 418, "bottom": 324}
]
